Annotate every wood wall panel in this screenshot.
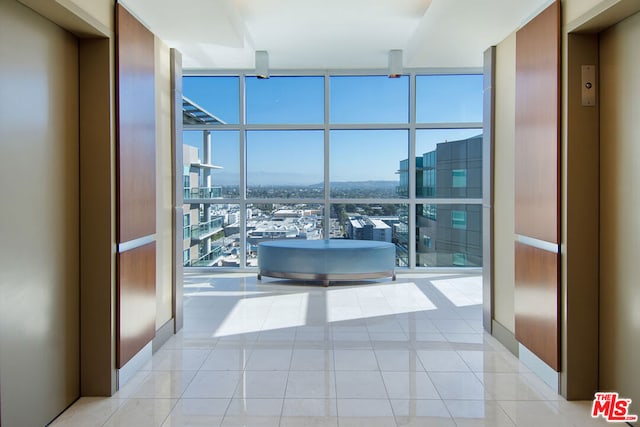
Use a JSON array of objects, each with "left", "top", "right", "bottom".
[
  {"left": 116, "top": 3, "right": 156, "bottom": 243},
  {"left": 515, "top": 242, "right": 559, "bottom": 371},
  {"left": 515, "top": 0, "right": 561, "bottom": 244},
  {"left": 115, "top": 3, "right": 157, "bottom": 369},
  {"left": 513, "top": 0, "right": 561, "bottom": 374},
  {"left": 117, "top": 242, "right": 156, "bottom": 368}
]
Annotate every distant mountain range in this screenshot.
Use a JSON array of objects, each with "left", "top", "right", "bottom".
[
  {"left": 308, "top": 180, "right": 397, "bottom": 189},
  {"left": 214, "top": 171, "right": 398, "bottom": 188}
]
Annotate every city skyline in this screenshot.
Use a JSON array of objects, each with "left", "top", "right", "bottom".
[{"left": 183, "top": 130, "right": 484, "bottom": 187}]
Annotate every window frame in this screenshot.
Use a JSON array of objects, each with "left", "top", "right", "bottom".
[{"left": 182, "top": 68, "right": 483, "bottom": 270}]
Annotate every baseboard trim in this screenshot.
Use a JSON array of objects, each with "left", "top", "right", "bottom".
[
  {"left": 519, "top": 343, "right": 560, "bottom": 392},
  {"left": 491, "top": 320, "right": 519, "bottom": 356},
  {"left": 153, "top": 318, "right": 175, "bottom": 353},
  {"left": 117, "top": 341, "right": 152, "bottom": 389}
]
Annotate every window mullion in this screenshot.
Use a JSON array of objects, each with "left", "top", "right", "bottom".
[
  {"left": 324, "top": 72, "right": 331, "bottom": 239},
  {"left": 239, "top": 73, "right": 247, "bottom": 269},
  {"left": 408, "top": 72, "right": 417, "bottom": 268}
]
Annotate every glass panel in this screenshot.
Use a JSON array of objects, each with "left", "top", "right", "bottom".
[
  {"left": 246, "top": 203, "right": 325, "bottom": 267},
  {"left": 452, "top": 252, "right": 467, "bottom": 266},
  {"left": 330, "top": 130, "right": 408, "bottom": 198},
  {"left": 183, "top": 76, "right": 239, "bottom": 124},
  {"left": 183, "top": 130, "right": 240, "bottom": 199},
  {"left": 452, "top": 169, "right": 467, "bottom": 188},
  {"left": 330, "top": 76, "right": 409, "bottom": 123},
  {"left": 246, "top": 76, "right": 324, "bottom": 124},
  {"left": 247, "top": 131, "right": 324, "bottom": 198},
  {"left": 416, "top": 74, "right": 483, "bottom": 123},
  {"left": 184, "top": 203, "right": 241, "bottom": 268},
  {"left": 330, "top": 203, "right": 408, "bottom": 267},
  {"left": 452, "top": 210, "right": 467, "bottom": 230},
  {"left": 415, "top": 129, "right": 482, "bottom": 198},
  {"left": 415, "top": 204, "right": 482, "bottom": 267}
]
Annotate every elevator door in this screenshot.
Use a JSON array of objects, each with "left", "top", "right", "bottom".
[{"left": 0, "top": 0, "right": 80, "bottom": 425}]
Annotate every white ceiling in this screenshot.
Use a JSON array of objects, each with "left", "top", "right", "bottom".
[{"left": 121, "top": 0, "right": 552, "bottom": 71}]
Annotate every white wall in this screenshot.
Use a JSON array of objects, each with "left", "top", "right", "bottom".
[
  {"left": 64, "top": 0, "right": 113, "bottom": 29},
  {"left": 563, "top": 0, "right": 610, "bottom": 23},
  {"left": 155, "top": 36, "right": 174, "bottom": 329},
  {"left": 493, "top": 32, "right": 516, "bottom": 333}
]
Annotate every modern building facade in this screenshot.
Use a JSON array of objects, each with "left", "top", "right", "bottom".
[
  {"left": 398, "top": 135, "right": 483, "bottom": 267},
  {"left": 1, "top": 0, "right": 640, "bottom": 426}
]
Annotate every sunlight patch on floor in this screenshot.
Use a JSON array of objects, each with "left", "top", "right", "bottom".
[
  {"left": 214, "top": 292, "right": 309, "bottom": 337},
  {"left": 326, "top": 282, "right": 437, "bottom": 323},
  {"left": 430, "top": 276, "right": 482, "bottom": 307}
]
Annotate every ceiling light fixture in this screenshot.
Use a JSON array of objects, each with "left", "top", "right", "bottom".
[
  {"left": 255, "top": 50, "right": 269, "bottom": 79},
  {"left": 388, "top": 49, "right": 403, "bottom": 78}
]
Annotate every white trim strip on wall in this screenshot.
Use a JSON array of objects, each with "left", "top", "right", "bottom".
[
  {"left": 516, "top": 234, "right": 559, "bottom": 253},
  {"left": 118, "top": 234, "right": 156, "bottom": 253}
]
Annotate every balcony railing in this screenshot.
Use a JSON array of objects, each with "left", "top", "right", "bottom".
[
  {"left": 191, "top": 245, "right": 224, "bottom": 267},
  {"left": 191, "top": 217, "right": 224, "bottom": 240},
  {"left": 184, "top": 186, "right": 222, "bottom": 200}
]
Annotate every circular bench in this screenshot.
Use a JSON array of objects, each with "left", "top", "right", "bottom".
[{"left": 257, "top": 239, "right": 396, "bottom": 286}]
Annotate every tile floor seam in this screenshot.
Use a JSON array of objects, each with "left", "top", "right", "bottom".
[
  {"left": 496, "top": 400, "right": 521, "bottom": 427},
  {"left": 158, "top": 398, "right": 180, "bottom": 427},
  {"left": 279, "top": 350, "right": 295, "bottom": 420},
  {"left": 423, "top": 369, "right": 449, "bottom": 405}
]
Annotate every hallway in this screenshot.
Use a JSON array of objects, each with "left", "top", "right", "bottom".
[{"left": 52, "top": 273, "right": 606, "bottom": 426}]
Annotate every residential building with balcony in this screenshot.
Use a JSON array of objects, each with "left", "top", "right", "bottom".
[{"left": 182, "top": 137, "right": 225, "bottom": 267}]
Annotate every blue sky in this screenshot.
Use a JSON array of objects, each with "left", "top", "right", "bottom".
[{"left": 182, "top": 74, "right": 483, "bottom": 185}]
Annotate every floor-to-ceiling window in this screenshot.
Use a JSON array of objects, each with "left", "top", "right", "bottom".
[{"left": 181, "top": 71, "right": 483, "bottom": 269}]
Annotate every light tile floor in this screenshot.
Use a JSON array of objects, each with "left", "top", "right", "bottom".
[{"left": 52, "top": 273, "right": 609, "bottom": 427}]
